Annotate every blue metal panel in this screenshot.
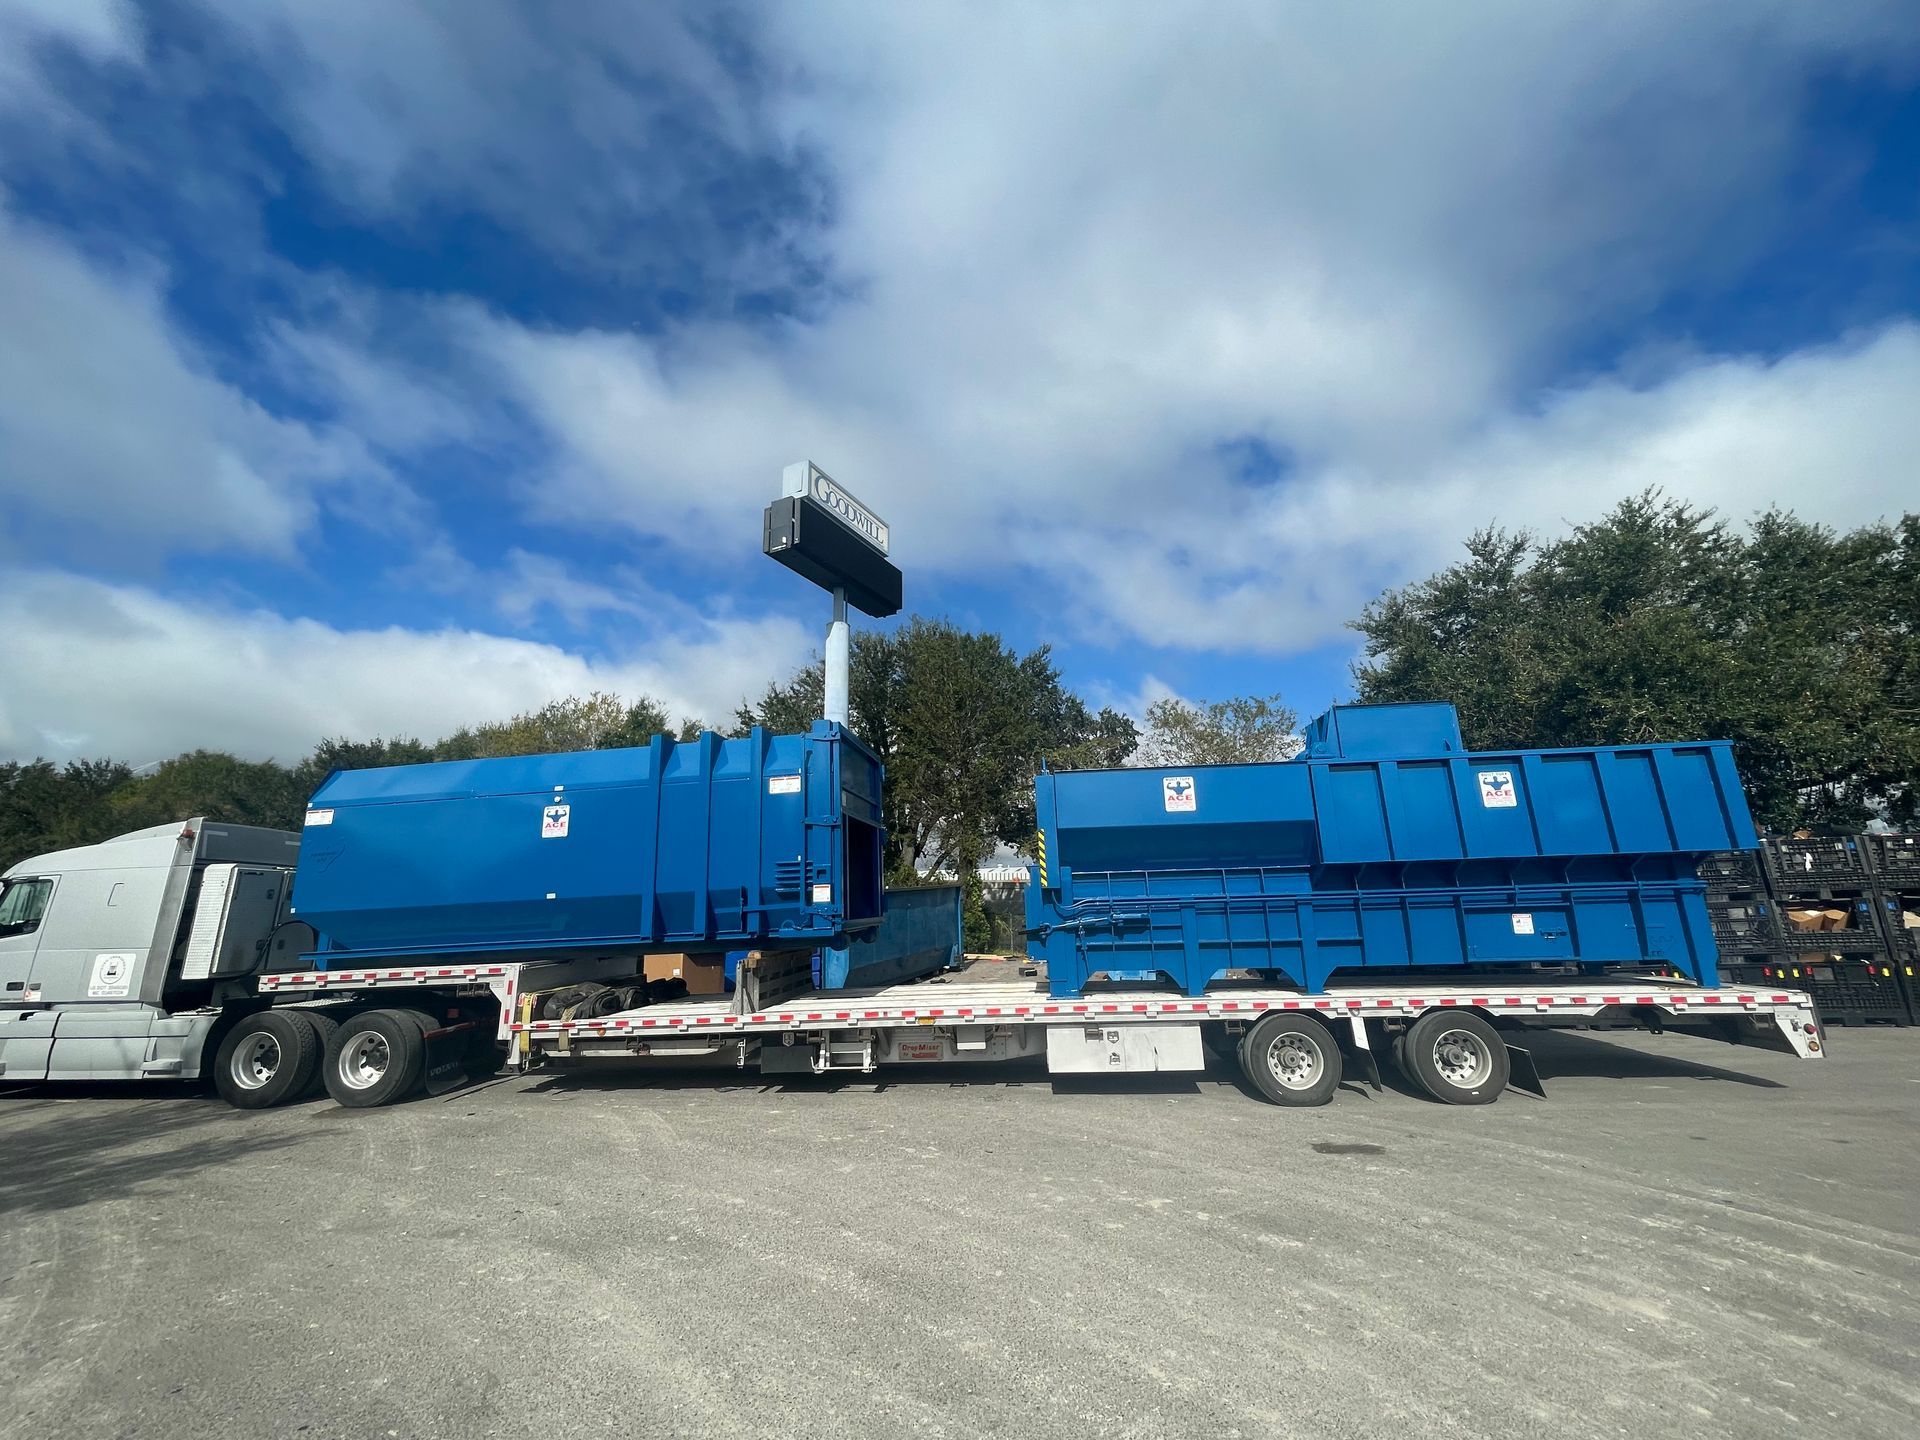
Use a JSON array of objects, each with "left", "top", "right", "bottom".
[
  {"left": 718, "top": 885, "right": 964, "bottom": 990},
  {"left": 820, "top": 884, "right": 964, "bottom": 988},
  {"left": 1028, "top": 701, "right": 1760, "bottom": 996},
  {"left": 291, "top": 722, "right": 884, "bottom": 966},
  {"left": 1302, "top": 702, "right": 1466, "bottom": 759}
]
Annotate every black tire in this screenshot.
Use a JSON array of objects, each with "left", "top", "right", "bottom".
[
  {"left": 605, "top": 984, "right": 649, "bottom": 1014},
  {"left": 213, "top": 1010, "right": 321, "bottom": 1109},
  {"left": 1402, "top": 1010, "right": 1510, "bottom": 1106},
  {"left": 322, "top": 1008, "right": 431, "bottom": 1108},
  {"left": 1389, "top": 1029, "right": 1410, "bottom": 1082},
  {"left": 1236, "top": 1014, "right": 1343, "bottom": 1107},
  {"left": 540, "top": 981, "right": 611, "bottom": 1021},
  {"left": 298, "top": 1011, "right": 342, "bottom": 1097}
]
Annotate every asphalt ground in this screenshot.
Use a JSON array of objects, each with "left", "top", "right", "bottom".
[{"left": 2, "top": 1023, "right": 1916, "bottom": 1440}]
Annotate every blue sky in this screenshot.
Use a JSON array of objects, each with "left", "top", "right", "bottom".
[{"left": 2, "top": 1, "right": 1917, "bottom": 764}]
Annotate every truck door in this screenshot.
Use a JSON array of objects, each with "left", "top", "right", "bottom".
[{"left": 0, "top": 876, "right": 57, "bottom": 1082}]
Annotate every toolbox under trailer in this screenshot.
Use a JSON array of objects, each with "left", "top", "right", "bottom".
[{"left": 261, "top": 952, "right": 1825, "bottom": 1108}]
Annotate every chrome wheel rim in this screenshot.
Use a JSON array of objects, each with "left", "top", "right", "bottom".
[
  {"left": 1265, "top": 1033, "right": 1324, "bottom": 1090},
  {"left": 339, "top": 1032, "right": 391, "bottom": 1091},
  {"left": 1432, "top": 1028, "right": 1493, "bottom": 1089},
  {"left": 230, "top": 1033, "right": 281, "bottom": 1091}
]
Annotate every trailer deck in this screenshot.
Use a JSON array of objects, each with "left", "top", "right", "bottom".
[{"left": 256, "top": 955, "right": 1824, "bottom": 1104}]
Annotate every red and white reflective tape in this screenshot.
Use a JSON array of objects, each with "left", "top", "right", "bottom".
[
  {"left": 512, "top": 986, "right": 1806, "bottom": 1036},
  {"left": 259, "top": 963, "right": 513, "bottom": 991}
]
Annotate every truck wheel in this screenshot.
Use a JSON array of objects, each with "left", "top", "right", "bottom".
[
  {"left": 322, "top": 1009, "right": 430, "bottom": 1108},
  {"left": 299, "top": 1012, "right": 342, "bottom": 1097},
  {"left": 1237, "top": 1014, "right": 1342, "bottom": 1107},
  {"left": 1403, "top": 1011, "right": 1509, "bottom": 1105},
  {"left": 213, "top": 1010, "right": 321, "bottom": 1109}
]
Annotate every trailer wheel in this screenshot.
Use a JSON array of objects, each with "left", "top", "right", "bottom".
[
  {"left": 322, "top": 1008, "right": 431, "bottom": 1108},
  {"left": 298, "top": 1012, "right": 341, "bottom": 1097},
  {"left": 1403, "top": 1011, "right": 1509, "bottom": 1105},
  {"left": 1237, "top": 1014, "right": 1342, "bottom": 1107},
  {"left": 213, "top": 1010, "right": 321, "bottom": 1109}
]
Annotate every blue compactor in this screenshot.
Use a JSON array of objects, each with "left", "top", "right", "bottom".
[
  {"left": 289, "top": 722, "right": 885, "bottom": 967},
  {"left": 1027, "top": 702, "right": 1758, "bottom": 997}
]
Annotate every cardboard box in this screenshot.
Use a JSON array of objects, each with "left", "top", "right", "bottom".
[
  {"left": 1784, "top": 908, "right": 1828, "bottom": 934},
  {"left": 642, "top": 951, "right": 728, "bottom": 996}
]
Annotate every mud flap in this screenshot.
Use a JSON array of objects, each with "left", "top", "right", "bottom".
[
  {"left": 1342, "top": 1017, "right": 1384, "bottom": 1093},
  {"left": 1505, "top": 1041, "right": 1546, "bottom": 1098},
  {"left": 422, "top": 1022, "right": 476, "bottom": 1096}
]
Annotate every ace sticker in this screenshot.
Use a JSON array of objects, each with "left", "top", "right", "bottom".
[
  {"left": 541, "top": 803, "right": 571, "bottom": 839},
  {"left": 1477, "top": 770, "right": 1517, "bottom": 808},
  {"left": 1163, "top": 776, "right": 1197, "bottom": 812},
  {"left": 88, "top": 952, "right": 136, "bottom": 998}
]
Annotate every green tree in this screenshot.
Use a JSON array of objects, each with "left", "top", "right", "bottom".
[
  {"left": 1353, "top": 492, "right": 1920, "bottom": 831},
  {"left": 737, "top": 618, "right": 1136, "bottom": 886},
  {"left": 0, "top": 757, "right": 136, "bottom": 871},
  {"left": 104, "top": 751, "right": 309, "bottom": 834},
  {"left": 1135, "top": 694, "right": 1299, "bottom": 766},
  {"left": 437, "top": 692, "right": 675, "bottom": 759}
]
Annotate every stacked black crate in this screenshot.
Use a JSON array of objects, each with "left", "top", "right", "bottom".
[
  {"left": 1700, "top": 848, "right": 1795, "bottom": 1000},
  {"left": 1764, "top": 837, "right": 1911, "bottom": 1025},
  {"left": 1864, "top": 834, "right": 1920, "bottom": 1022},
  {"left": 1698, "top": 848, "right": 1779, "bottom": 966}
]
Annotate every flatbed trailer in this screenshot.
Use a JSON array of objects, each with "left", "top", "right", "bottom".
[
  {"left": 2, "top": 820, "right": 1826, "bottom": 1110},
  {"left": 260, "top": 953, "right": 1824, "bottom": 1108}
]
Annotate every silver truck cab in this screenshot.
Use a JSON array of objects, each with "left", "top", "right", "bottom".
[{"left": 0, "top": 819, "right": 299, "bottom": 1082}]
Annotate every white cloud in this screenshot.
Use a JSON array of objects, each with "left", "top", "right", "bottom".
[
  {"left": 197, "top": 0, "right": 803, "bottom": 286},
  {"left": 0, "top": 1, "right": 139, "bottom": 83},
  {"left": 0, "top": 205, "right": 433, "bottom": 560},
  {"left": 0, "top": 570, "right": 812, "bottom": 763},
  {"left": 1424, "top": 324, "right": 1920, "bottom": 540},
  {"left": 6, "top": 0, "right": 1920, "bottom": 669},
  {"left": 1041, "top": 322, "right": 1920, "bottom": 652},
  {"left": 452, "top": 1, "right": 1920, "bottom": 648}
]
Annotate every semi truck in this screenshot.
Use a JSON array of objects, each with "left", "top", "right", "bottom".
[{"left": 0, "top": 711, "right": 1826, "bottom": 1111}]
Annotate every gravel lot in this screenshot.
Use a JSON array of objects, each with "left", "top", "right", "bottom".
[{"left": 2, "top": 1023, "right": 1916, "bottom": 1440}]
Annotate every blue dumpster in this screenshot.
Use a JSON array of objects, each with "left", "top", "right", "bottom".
[
  {"left": 291, "top": 722, "right": 885, "bottom": 965},
  {"left": 820, "top": 884, "right": 964, "bottom": 988},
  {"left": 1027, "top": 702, "right": 1758, "bottom": 996},
  {"left": 723, "top": 883, "right": 964, "bottom": 989}
]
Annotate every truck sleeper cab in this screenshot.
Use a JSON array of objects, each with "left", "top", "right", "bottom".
[{"left": 0, "top": 819, "right": 300, "bottom": 1087}]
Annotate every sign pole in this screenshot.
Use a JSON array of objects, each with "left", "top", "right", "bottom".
[{"left": 824, "top": 586, "right": 850, "bottom": 726}]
